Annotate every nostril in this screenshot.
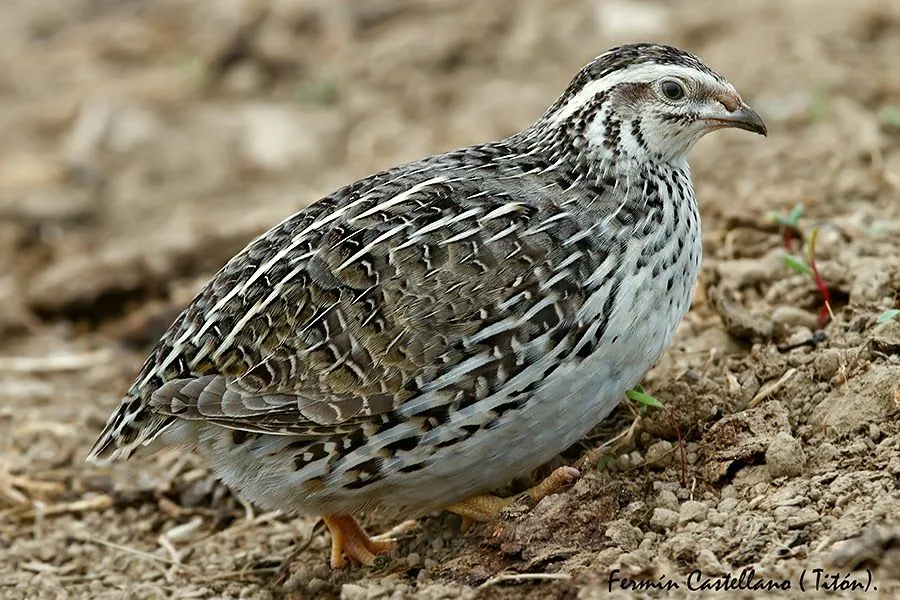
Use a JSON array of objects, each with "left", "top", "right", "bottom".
[{"left": 717, "top": 91, "right": 742, "bottom": 112}]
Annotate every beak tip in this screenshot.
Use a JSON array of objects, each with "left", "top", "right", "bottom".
[
  {"left": 707, "top": 104, "right": 767, "bottom": 137},
  {"left": 741, "top": 103, "right": 767, "bottom": 137}
]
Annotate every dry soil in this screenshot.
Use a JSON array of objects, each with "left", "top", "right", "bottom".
[{"left": 1, "top": 1, "right": 899, "bottom": 599}]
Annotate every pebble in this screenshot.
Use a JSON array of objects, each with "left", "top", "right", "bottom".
[
  {"left": 605, "top": 519, "right": 644, "bottom": 552},
  {"left": 616, "top": 453, "right": 633, "bottom": 470},
  {"left": 707, "top": 509, "right": 726, "bottom": 526},
  {"left": 679, "top": 500, "right": 709, "bottom": 523},
  {"left": 645, "top": 440, "right": 674, "bottom": 466},
  {"left": 774, "top": 505, "right": 794, "bottom": 522},
  {"left": 718, "top": 497, "right": 740, "bottom": 513},
  {"left": 650, "top": 507, "right": 680, "bottom": 531},
  {"left": 786, "top": 507, "right": 820, "bottom": 529},
  {"left": 696, "top": 548, "right": 725, "bottom": 575},
  {"left": 872, "top": 319, "right": 900, "bottom": 352},
  {"left": 628, "top": 450, "right": 643, "bottom": 466},
  {"left": 813, "top": 349, "right": 842, "bottom": 380},
  {"left": 771, "top": 305, "right": 819, "bottom": 329},
  {"left": 406, "top": 552, "right": 421, "bottom": 568},
  {"left": 340, "top": 583, "right": 367, "bottom": 600},
  {"left": 656, "top": 489, "right": 679, "bottom": 511},
  {"left": 766, "top": 431, "right": 807, "bottom": 479}
]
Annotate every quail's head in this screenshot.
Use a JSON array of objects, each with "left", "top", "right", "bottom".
[{"left": 542, "top": 43, "right": 767, "bottom": 162}]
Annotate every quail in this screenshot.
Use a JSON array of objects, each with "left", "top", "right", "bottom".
[{"left": 88, "top": 43, "right": 766, "bottom": 569}]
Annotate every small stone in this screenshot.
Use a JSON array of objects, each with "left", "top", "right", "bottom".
[
  {"left": 406, "top": 552, "right": 421, "bottom": 568},
  {"left": 645, "top": 440, "right": 674, "bottom": 466},
  {"left": 784, "top": 328, "right": 814, "bottom": 348},
  {"left": 813, "top": 349, "right": 842, "bottom": 380},
  {"left": 431, "top": 537, "right": 444, "bottom": 552},
  {"left": 766, "top": 432, "right": 807, "bottom": 479},
  {"left": 629, "top": 450, "right": 643, "bottom": 466},
  {"left": 605, "top": 519, "right": 644, "bottom": 552},
  {"left": 707, "top": 510, "right": 726, "bottom": 526},
  {"left": 696, "top": 548, "right": 725, "bottom": 576},
  {"left": 872, "top": 319, "right": 900, "bottom": 352},
  {"left": 786, "top": 507, "right": 819, "bottom": 529},
  {"left": 774, "top": 505, "right": 795, "bottom": 523},
  {"left": 340, "top": 583, "right": 367, "bottom": 600},
  {"left": 717, "top": 497, "right": 740, "bottom": 513},
  {"left": 639, "top": 531, "right": 659, "bottom": 550},
  {"left": 656, "top": 489, "right": 679, "bottom": 511},
  {"left": 771, "top": 305, "right": 819, "bottom": 330},
  {"left": 679, "top": 500, "right": 709, "bottom": 523},
  {"left": 650, "top": 507, "right": 679, "bottom": 531},
  {"left": 868, "top": 423, "right": 883, "bottom": 442}
]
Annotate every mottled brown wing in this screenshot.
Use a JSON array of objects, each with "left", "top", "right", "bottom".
[{"left": 143, "top": 169, "right": 603, "bottom": 436}]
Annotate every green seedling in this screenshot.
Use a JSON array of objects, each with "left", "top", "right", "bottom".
[
  {"left": 773, "top": 204, "right": 833, "bottom": 329},
  {"left": 769, "top": 203, "right": 804, "bottom": 251},
  {"left": 783, "top": 255, "right": 811, "bottom": 275},
  {"left": 625, "top": 385, "right": 664, "bottom": 412}
]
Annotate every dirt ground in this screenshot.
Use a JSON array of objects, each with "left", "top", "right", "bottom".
[{"left": 2, "top": 0, "right": 900, "bottom": 598}]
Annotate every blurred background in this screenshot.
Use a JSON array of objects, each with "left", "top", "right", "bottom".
[{"left": 1, "top": 1, "right": 899, "bottom": 598}]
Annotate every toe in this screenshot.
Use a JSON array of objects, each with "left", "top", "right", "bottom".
[{"left": 323, "top": 515, "right": 394, "bottom": 568}]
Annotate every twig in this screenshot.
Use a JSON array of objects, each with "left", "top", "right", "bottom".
[
  {"left": 478, "top": 572, "right": 572, "bottom": 589},
  {"left": 181, "top": 509, "right": 284, "bottom": 551},
  {"left": 576, "top": 422, "right": 635, "bottom": 471},
  {"left": 77, "top": 535, "right": 201, "bottom": 571},
  {"left": 210, "top": 567, "right": 282, "bottom": 581},
  {"left": 273, "top": 519, "right": 323, "bottom": 584},
  {"left": 748, "top": 368, "right": 797, "bottom": 408},
  {"left": 4, "top": 494, "right": 112, "bottom": 521},
  {"left": 372, "top": 518, "right": 419, "bottom": 542}
]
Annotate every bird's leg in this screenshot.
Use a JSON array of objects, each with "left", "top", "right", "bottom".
[
  {"left": 444, "top": 465, "right": 580, "bottom": 527},
  {"left": 322, "top": 515, "right": 396, "bottom": 569}
]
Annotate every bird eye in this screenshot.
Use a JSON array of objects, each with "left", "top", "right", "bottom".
[{"left": 660, "top": 79, "right": 686, "bottom": 101}]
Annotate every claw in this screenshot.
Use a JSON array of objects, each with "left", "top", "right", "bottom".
[{"left": 323, "top": 515, "right": 395, "bottom": 569}]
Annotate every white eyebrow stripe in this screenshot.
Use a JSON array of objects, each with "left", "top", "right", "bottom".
[{"left": 546, "top": 64, "right": 724, "bottom": 127}]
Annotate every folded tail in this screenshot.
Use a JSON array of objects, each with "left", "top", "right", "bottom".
[{"left": 86, "top": 394, "right": 174, "bottom": 464}]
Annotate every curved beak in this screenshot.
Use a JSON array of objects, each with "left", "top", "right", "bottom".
[
  {"left": 704, "top": 91, "right": 768, "bottom": 136},
  {"left": 707, "top": 104, "right": 768, "bottom": 136}
]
